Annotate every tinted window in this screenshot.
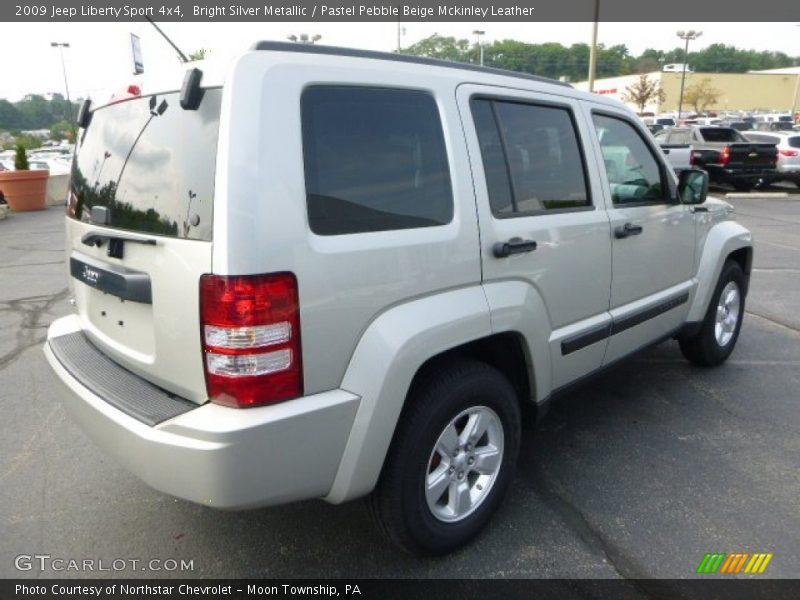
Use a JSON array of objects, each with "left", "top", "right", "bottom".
[
  {"left": 69, "top": 90, "right": 221, "bottom": 241},
  {"left": 593, "top": 114, "right": 666, "bottom": 205},
  {"left": 789, "top": 137, "right": 800, "bottom": 149},
  {"left": 301, "top": 87, "right": 453, "bottom": 235},
  {"left": 471, "top": 98, "right": 590, "bottom": 215},
  {"left": 699, "top": 128, "right": 745, "bottom": 143}
]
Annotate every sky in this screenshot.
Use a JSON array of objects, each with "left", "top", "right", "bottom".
[{"left": 1, "top": 21, "right": 798, "bottom": 102}]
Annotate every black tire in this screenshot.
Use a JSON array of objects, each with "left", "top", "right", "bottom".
[
  {"left": 731, "top": 181, "right": 754, "bottom": 192},
  {"left": 368, "top": 358, "right": 521, "bottom": 556},
  {"left": 679, "top": 260, "right": 746, "bottom": 367}
]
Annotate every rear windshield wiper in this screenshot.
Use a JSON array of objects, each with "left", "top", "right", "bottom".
[{"left": 81, "top": 232, "right": 157, "bottom": 259}]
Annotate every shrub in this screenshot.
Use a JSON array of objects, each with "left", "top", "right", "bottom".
[{"left": 14, "top": 144, "right": 29, "bottom": 170}]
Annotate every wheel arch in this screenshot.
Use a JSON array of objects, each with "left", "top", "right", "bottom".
[
  {"left": 324, "top": 287, "right": 538, "bottom": 504},
  {"left": 687, "top": 221, "right": 753, "bottom": 323}
]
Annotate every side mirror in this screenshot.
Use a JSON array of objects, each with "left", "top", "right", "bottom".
[{"left": 678, "top": 169, "right": 709, "bottom": 205}]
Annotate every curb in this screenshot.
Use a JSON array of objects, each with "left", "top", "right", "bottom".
[{"left": 725, "top": 192, "right": 790, "bottom": 199}]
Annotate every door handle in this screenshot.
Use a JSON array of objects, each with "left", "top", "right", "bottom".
[
  {"left": 614, "top": 223, "right": 644, "bottom": 239},
  {"left": 493, "top": 237, "right": 538, "bottom": 258}
]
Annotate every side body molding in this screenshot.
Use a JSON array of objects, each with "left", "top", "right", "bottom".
[
  {"left": 325, "top": 286, "right": 492, "bottom": 503},
  {"left": 686, "top": 221, "right": 753, "bottom": 323}
]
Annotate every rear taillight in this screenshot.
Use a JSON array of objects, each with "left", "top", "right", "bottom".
[
  {"left": 200, "top": 273, "right": 302, "bottom": 408},
  {"left": 779, "top": 149, "right": 799, "bottom": 157},
  {"left": 720, "top": 146, "right": 731, "bottom": 166}
]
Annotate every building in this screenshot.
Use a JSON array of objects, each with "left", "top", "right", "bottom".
[{"left": 575, "top": 69, "right": 800, "bottom": 115}]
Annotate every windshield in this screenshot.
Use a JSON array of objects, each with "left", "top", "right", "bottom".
[{"left": 69, "top": 89, "right": 222, "bottom": 241}]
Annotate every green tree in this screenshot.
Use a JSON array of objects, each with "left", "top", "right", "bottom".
[
  {"left": 622, "top": 74, "right": 666, "bottom": 113},
  {"left": 684, "top": 78, "right": 722, "bottom": 113},
  {"left": 403, "top": 34, "right": 471, "bottom": 61},
  {"left": 50, "top": 120, "right": 76, "bottom": 142},
  {"left": 0, "top": 99, "right": 22, "bottom": 130}
]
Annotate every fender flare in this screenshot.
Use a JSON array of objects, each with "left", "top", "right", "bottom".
[{"left": 686, "top": 221, "right": 753, "bottom": 323}]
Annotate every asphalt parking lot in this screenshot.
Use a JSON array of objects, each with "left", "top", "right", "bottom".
[{"left": 1, "top": 189, "right": 798, "bottom": 579}]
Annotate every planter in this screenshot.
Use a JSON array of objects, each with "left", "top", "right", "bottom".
[{"left": 0, "top": 169, "right": 50, "bottom": 211}]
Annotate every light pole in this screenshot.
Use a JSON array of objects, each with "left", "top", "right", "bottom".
[
  {"left": 588, "top": 0, "right": 600, "bottom": 92},
  {"left": 676, "top": 30, "right": 702, "bottom": 119},
  {"left": 288, "top": 34, "right": 322, "bottom": 45},
  {"left": 50, "top": 42, "right": 72, "bottom": 122},
  {"left": 396, "top": 22, "right": 406, "bottom": 53},
  {"left": 473, "top": 30, "right": 485, "bottom": 66},
  {"left": 792, "top": 25, "right": 799, "bottom": 125}
]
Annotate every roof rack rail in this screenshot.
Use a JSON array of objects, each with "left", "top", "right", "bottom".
[{"left": 250, "top": 41, "right": 571, "bottom": 88}]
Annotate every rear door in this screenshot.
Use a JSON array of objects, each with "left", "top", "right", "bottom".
[
  {"left": 584, "top": 106, "right": 695, "bottom": 366},
  {"left": 66, "top": 89, "right": 222, "bottom": 403},
  {"left": 457, "top": 85, "right": 612, "bottom": 389}
]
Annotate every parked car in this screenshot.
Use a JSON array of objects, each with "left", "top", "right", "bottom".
[
  {"left": 652, "top": 128, "right": 693, "bottom": 172},
  {"left": 743, "top": 131, "right": 800, "bottom": 188},
  {"left": 655, "top": 126, "right": 777, "bottom": 190},
  {"left": 43, "top": 43, "right": 754, "bottom": 556},
  {"left": 755, "top": 121, "right": 794, "bottom": 132}
]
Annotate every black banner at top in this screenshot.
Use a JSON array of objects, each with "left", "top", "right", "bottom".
[{"left": 4, "top": 0, "right": 800, "bottom": 22}]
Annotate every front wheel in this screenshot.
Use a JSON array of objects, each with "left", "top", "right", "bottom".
[
  {"left": 679, "top": 260, "right": 746, "bottom": 366},
  {"left": 368, "top": 359, "right": 521, "bottom": 556}
]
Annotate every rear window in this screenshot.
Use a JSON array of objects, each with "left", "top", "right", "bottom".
[
  {"left": 699, "top": 128, "right": 745, "bottom": 143},
  {"left": 471, "top": 98, "right": 590, "bottom": 215},
  {"left": 301, "top": 86, "right": 453, "bottom": 236},
  {"left": 69, "top": 89, "right": 222, "bottom": 241}
]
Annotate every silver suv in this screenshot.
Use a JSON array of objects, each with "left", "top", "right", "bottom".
[{"left": 45, "top": 43, "right": 753, "bottom": 556}]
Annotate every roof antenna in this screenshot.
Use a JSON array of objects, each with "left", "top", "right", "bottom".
[{"left": 144, "top": 16, "right": 188, "bottom": 63}]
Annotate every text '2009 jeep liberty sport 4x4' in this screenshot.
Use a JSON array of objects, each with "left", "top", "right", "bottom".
[{"left": 45, "top": 43, "right": 753, "bottom": 556}]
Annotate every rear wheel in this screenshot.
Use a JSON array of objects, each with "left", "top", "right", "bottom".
[
  {"left": 679, "top": 260, "right": 745, "bottom": 366},
  {"left": 368, "top": 359, "right": 521, "bottom": 556},
  {"left": 732, "top": 180, "right": 755, "bottom": 192}
]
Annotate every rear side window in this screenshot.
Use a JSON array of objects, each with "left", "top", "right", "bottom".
[
  {"left": 301, "top": 87, "right": 453, "bottom": 236},
  {"left": 471, "top": 98, "right": 590, "bottom": 216},
  {"left": 788, "top": 137, "right": 800, "bottom": 149}
]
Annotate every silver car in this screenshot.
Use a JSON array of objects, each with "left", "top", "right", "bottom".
[{"left": 743, "top": 131, "right": 800, "bottom": 187}]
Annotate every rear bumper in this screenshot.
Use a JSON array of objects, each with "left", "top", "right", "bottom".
[
  {"left": 706, "top": 166, "right": 775, "bottom": 181},
  {"left": 44, "top": 315, "right": 360, "bottom": 509}
]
